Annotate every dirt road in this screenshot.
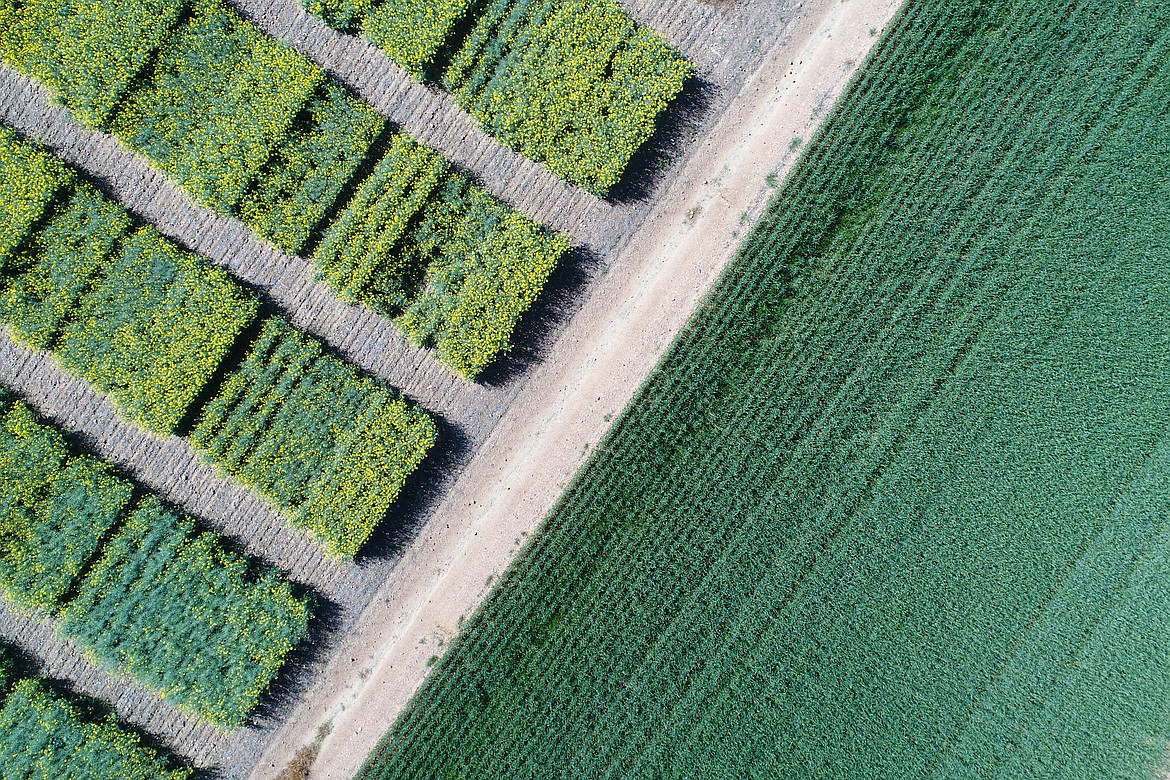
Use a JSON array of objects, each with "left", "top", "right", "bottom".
[{"left": 253, "top": 1, "right": 904, "bottom": 776}]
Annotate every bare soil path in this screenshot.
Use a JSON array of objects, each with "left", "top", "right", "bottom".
[{"left": 253, "top": 1, "right": 904, "bottom": 777}]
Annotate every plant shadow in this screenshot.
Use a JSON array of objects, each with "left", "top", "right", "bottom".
[
  {"left": 476, "top": 243, "right": 603, "bottom": 389},
  {"left": 606, "top": 74, "right": 718, "bottom": 204}
]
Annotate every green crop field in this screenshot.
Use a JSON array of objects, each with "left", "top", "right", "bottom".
[{"left": 360, "top": 1, "right": 1170, "bottom": 777}]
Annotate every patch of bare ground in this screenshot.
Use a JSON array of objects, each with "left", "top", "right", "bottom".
[{"left": 0, "top": 0, "right": 902, "bottom": 777}]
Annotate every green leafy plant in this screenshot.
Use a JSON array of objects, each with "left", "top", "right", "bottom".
[
  {"left": 57, "top": 226, "right": 258, "bottom": 434},
  {"left": 61, "top": 495, "right": 313, "bottom": 727},
  {"left": 0, "top": 396, "right": 133, "bottom": 614}
]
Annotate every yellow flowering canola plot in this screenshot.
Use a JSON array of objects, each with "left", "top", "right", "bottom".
[
  {"left": 362, "top": 0, "right": 476, "bottom": 79},
  {"left": 445, "top": 0, "right": 692, "bottom": 195},
  {"left": 0, "top": 126, "right": 73, "bottom": 268},
  {"left": 398, "top": 181, "right": 569, "bottom": 378},
  {"left": 61, "top": 496, "right": 313, "bottom": 727},
  {"left": 0, "top": 672, "right": 192, "bottom": 779},
  {"left": 0, "top": 392, "right": 312, "bottom": 729},
  {"left": 236, "top": 83, "right": 387, "bottom": 255},
  {"left": 193, "top": 318, "right": 437, "bottom": 558},
  {"left": 57, "top": 226, "right": 259, "bottom": 435},
  {"left": 320, "top": 145, "right": 569, "bottom": 379},
  {"left": 108, "top": 0, "right": 323, "bottom": 213},
  {"left": 1, "top": 182, "right": 133, "bottom": 350},
  {"left": 0, "top": 0, "right": 186, "bottom": 127}
]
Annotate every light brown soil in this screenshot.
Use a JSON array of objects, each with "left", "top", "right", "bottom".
[{"left": 254, "top": 1, "right": 904, "bottom": 777}]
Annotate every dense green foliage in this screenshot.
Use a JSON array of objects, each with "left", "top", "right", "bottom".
[
  {"left": 1, "top": 0, "right": 569, "bottom": 377},
  {"left": 360, "top": 1, "right": 1170, "bottom": 777},
  {"left": 0, "top": 393, "right": 132, "bottom": 614},
  {"left": 62, "top": 496, "right": 312, "bottom": 727},
  {"left": 236, "top": 82, "right": 386, "bottom": 255},
  {"left": 0, "top": 648, "right": 191, "bottom": 780},
  {"left": 0, "top": 393, "right": 312, "bottom": 727},
  {"left": 54, "top": 225, "right": 255, "bottom": 434},
  {"left": 193, "top": 318, "right": 437, "bottom": 558},
  {"left": 1, "top": 183, "right": 132, "bottom": 350},
  {"left": 110, "top": 0, "right": 324, "bottom": 213},
  {"left": 0, "top": 0, "right": 185, "bottom": 127},
  {"left": 0, "top": 125, "right": 72, "bottom": 267},
  {"left": 299, "top": 0, "right": 691, "bottom": 194}
]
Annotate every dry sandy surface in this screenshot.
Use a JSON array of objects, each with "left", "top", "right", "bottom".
[{"left": 254, "top": 0, "right": 905, "bottom": 777}]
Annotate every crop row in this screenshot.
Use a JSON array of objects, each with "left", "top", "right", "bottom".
[
  {"left": 0, "top": 644, "right": 190, "bottom": 779},
  {"left": 303, "top": 0, "right": 692, "bottom": 195},
  {"left": 0, "top": 390, "right": 312, "bottom": 727},
  {"left": 1, "top": 0, "right": 568, "bottom": 378},
  {"left": 0, "top": 126, "right": 436, "bottom": 558}
]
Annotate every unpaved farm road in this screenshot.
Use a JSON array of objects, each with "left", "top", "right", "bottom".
[{"left": 253, "top": 1, "right": 904, "bottom": 777}]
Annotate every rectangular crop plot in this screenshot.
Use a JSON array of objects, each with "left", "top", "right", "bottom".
[
  {"left": 57, "top": 226, "right": 258, "bottom": 434},
  {"left": 0, "top": 182, "right": 132, "bottom": 350},
  {"left": 0, "top": 125, "right": 73, "bottom": 267},
  {"left": 61, "top": 495, "right": 313, "bottom": 727},
  {"left": 443, "top": 0, "right": 692, "bottom": 195},
  {"left": 314, "top": 134, "right": 570, "bottom": 378},
  {"left": 0, "top": 393, "right": 133, "bottom": 614},
  {"left": 193, "top": 317, "right": 437, "bottom": 558},
  {"left": 0, "top": 393, "right": 313, "bottom": 728},
  {"left": 236, "top": 82, "right": 387, "bottom": 256},
  {"left": 0, "top": 668, "right": 191, "bottom": 780},
  {"left": 111, "top": 0, "right": 323, "bottom": 212},
  {"left": 396, "top": 176, "right": 569, "bottom": 378}
]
